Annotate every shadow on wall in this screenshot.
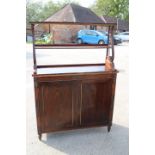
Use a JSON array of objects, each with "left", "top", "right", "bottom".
[{"left": 42, "top": 124, "right": 129, "bottom": 155}]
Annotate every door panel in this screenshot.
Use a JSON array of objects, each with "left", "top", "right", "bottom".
[
  {"left": 40, "top": 81, "right": 74, "bottom": 132},
  {"left": 81, "top": 79, "right": 113, "bottom": 126}
]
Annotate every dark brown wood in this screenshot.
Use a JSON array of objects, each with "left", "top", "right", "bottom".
[
  {"left": 33, "top": 70, "right": 117, "bottom": 82},
  {"left": 37, "top": 63, "right": 105, "bottom": 69},
  {"left": 33, "top": 68, "right": 117, "bottom": 139},
  {"left": 31, "top": 24, "right": 37, "bottom": 73},
  {"left": 41, "top": 81, "right": 74, "bottom": 132},
  {"left": 111, "top": 26, "right": 115, "bottom": 61},
  {"left": 49, "top": 24, "right": 50, "bottom": 33},
  {"left": 39, "top": 134, "right": 42, "bottom": 140},
  {"left": 106, "top": 26, "right": 110, "bottom": 57},
  {"left": 34, "top": 44, "right": 109, "bottom": 49},
  {"left": 30, "top": 21, "right": 117, "bottom": 27},
  {"left": 108, "top": 125, "right": 111, "bottom": 132},
  {"left": 32, "top": 22, "right": 117, "bottom": 139},
  {"left": 81, "top": 78, "right": 113, "bottom": 126}
]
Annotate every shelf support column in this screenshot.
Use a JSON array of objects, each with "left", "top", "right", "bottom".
[
  {"left": 49, "top": 24, "right": 51, "bottom": 33},
  {"left": 31, "top": 24, "right": 37, "bottom": 73},
  {"left": 111, "top": 25, "right": 115, "bottom": 61},
  {"left": 106, "top": 26, "right": 110, "bottom": 57}
]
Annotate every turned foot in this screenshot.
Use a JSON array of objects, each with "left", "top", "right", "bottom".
[
  {"left": 38, "top": 134, "right": 42, "bottom": 140},
  {"left": 107, "top": 125, "right": 111, "bottom": 132}
]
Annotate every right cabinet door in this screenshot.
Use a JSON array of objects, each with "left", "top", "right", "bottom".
[{"left": 81, "top": 78, "right": 114, "bottom": 127}]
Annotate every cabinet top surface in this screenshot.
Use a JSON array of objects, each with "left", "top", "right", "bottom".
[
  {"left": 34, "top": 66, "right": 117, "bottom": 77},
  {"left": 36, "top": 66, "right": 106, "bottom": 75}
]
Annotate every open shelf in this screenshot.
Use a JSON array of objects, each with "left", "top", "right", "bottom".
[
  {"left": 31, "top": 21, "right": 115, "bottom": 73},
  {"left": 34, "top": 44, "right": 110, "bottom": 49},
  {"left": 37, "top": 63, "right": 105, "bottom": 69}
]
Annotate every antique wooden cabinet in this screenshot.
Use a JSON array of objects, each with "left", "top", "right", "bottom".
[{"left": 31, "top": 22, "right": 118, "bottom": 140}]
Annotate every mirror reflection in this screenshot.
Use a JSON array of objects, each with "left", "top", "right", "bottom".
[{"left": 34, "top": 24, "right": 111, "bottom": 45}]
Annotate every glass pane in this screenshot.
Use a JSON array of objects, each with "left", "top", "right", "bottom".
[{"left": 34, "top": 23, "right": 110, "bottom": 45}]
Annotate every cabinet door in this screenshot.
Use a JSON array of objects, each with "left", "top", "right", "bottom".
[
  {"left": 81, "top": 78, "right": 113, "bottom": 126},
  {"left": 40, "top": 81, "right": 74, "bottom": 132}
]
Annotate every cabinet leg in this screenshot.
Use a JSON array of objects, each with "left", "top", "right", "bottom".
[
  {"left": 107, "top": 125, "right": 111, "bottom": 132},
  {"left": 38, "top": 134, "right": 42, "bottom": 140}
]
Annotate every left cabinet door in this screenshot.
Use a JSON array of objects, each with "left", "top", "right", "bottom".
[{"left": 39, "top": 81, "right": 74, "bottom": 132}]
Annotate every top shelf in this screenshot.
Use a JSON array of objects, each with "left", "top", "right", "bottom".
[
  {"left": 30, "top": 21, "right": 117, "bottom": 27},
  {"left": 31, "top": 21, "right": 115, "bottom": 69}
]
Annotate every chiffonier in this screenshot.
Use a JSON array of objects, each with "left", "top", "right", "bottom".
[{"left": 31, "top": 22, "right": 118, "bottom": 140}]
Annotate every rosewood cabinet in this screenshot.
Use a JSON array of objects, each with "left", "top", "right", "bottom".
[
  {"left": 33, "top": 69, "right": 117, "bottom": 140},
  {"left": 31, "top": 22, "right": 118, "bottom": 140}
]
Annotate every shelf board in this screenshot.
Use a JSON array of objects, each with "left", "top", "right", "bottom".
[
  {"left": 30, "top": 21, "right": 116, "bottom": 27},
  {"left": 37, "top": 63, "right": 105, "bottom": 68},
  {"left": 34, "top": 44, "right": 110, "bottom": 49}
]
